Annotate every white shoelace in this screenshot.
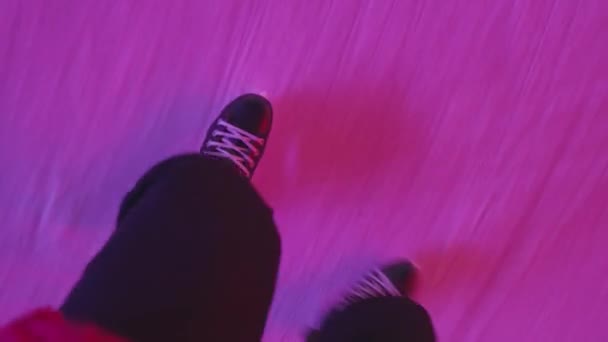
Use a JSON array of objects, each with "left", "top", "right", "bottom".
[
  {"left": 340, "top": 269, "right": 402, "bottom": 307},
  {"left": 204, "top": 119, "right": 265, "bottom": 178}
]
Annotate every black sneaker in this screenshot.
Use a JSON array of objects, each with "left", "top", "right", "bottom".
[
  {"left": 201, "top": 94, "right": 273, "bottom": 178},
  {"left": 339, "top": 260, "right": 417, "bottom": 308},
  {"left": 307, "top": 260, "right": 432, "bottom": 342}
]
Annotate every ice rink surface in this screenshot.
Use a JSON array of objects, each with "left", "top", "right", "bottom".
[{"left": 0, "top": 0, "right": 607, "bottom": 340}]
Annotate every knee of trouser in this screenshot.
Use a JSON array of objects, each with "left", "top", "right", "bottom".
[
  {"left": 154, "top": 154, "right": 237, "bottom": 182},
  {"left": 135, "top": 154, "right": 248, "bottom": 199},
  {"left": 123, "top": 152, "right": 278, "bottom": 236}
]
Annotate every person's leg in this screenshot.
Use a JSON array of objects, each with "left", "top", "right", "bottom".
[
  {"left": 308, "top": 261, "right": 436, "bottom": 342},
  {"left": 62, "top": 94, "right": 279, "bottom": 341}
]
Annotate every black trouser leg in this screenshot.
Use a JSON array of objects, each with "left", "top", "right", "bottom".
[
  {"left": 61, "top": 154, "right": 281, "bottom": 342},
  {"left": 310, "top": 297, "right": 436, "bottom": 342}
]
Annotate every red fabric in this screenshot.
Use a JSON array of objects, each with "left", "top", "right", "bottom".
[{"left": 0, "top": 309, "right": 126, "bottom": 342}]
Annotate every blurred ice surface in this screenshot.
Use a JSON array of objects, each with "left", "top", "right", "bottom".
[{"left": 0, "top": 1, "right": 607, "bottom": 341}]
